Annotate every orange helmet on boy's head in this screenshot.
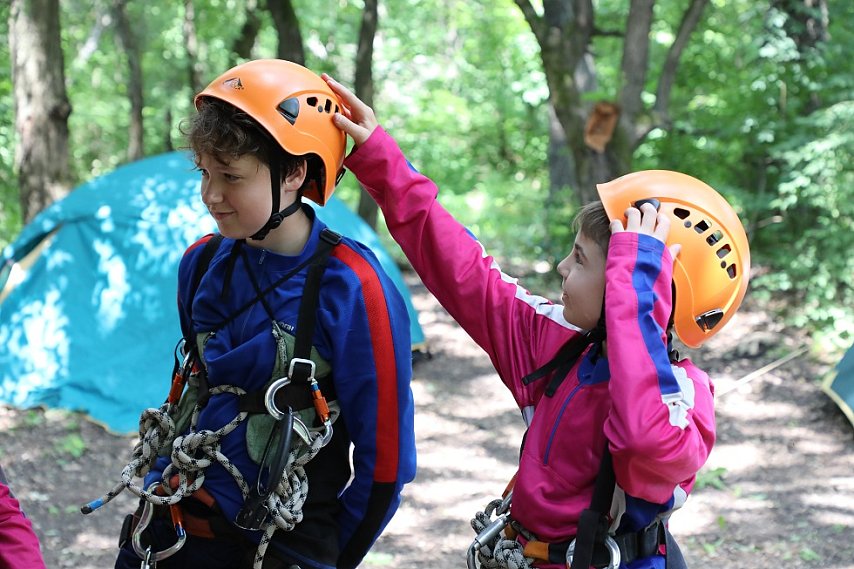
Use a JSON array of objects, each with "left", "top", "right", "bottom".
[
  {"left": 195, "top": 59, "right": 346, "bottom": 205},
  {"left": 597, "top": 170, "right": 751, "bottom": 348}
]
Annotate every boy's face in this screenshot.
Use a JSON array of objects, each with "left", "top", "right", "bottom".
[
  {"left": 556, "top": 231, "right": 607, "bottom": 330},
  {"left": 198, "top": 153, "right": 289, "bottom": 240}
]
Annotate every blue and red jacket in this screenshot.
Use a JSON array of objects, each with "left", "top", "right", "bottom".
[
  {"left": 146, "top": 205, "right": 416, "bottom": 569},
  {"left": 346, "top": 128, "right": 716, "bottom": 569}
]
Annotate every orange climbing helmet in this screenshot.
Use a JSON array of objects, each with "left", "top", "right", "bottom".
[
  {"left": 597, "top": 170, "right": 751, "bottom": 348},
  {"left": 195, "top": 59, "right": 346, "bottom": 205}
]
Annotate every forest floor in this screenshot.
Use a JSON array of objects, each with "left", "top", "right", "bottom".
[{"left": 1, "top": 274, "right": 852, "bottom": 569}]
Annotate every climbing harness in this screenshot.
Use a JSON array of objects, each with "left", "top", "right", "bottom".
[
  {"left": 82, "top": 229, "right": 342, "bottom": 569},
  {"left": 466, "top": 446, "right": 684, "bottom": 569}
]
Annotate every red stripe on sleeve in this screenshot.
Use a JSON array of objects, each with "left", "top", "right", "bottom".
[
  {"left": 332, "top": 245, "right": 400, "bottom": 483},
  {"left": 183, "top": 233, "right": 215, "bottom": 256}
]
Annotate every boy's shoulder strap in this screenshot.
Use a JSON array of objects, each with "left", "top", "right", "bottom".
[{"left": 186, "top": 233, "right": 224, "bottom": 333}]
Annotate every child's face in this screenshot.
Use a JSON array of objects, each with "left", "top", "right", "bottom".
[
  {"left": 198, "top": 153, "right": 284, "bottom": 240},
  {"left": 556, "top": 231, "right": 607, "bottom": 330}
]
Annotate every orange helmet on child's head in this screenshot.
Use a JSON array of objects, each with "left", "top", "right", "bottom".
[
  {"left": 195, "top": 59, "right": 346, "bottom": 205},
  {"left": 597, "top": 170, "right": 751, "bottom": 348}
]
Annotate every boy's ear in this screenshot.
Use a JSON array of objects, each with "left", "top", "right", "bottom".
[{"left": 282, "top": 160, "right": 308, "bottom": 191}]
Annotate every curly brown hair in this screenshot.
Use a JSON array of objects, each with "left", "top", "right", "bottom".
[{"left": 185, "top": 97, "right": 306, "bottom": 181}]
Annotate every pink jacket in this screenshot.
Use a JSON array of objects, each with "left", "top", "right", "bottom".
[
  {"left": 0, "top": 480, "right": 46, "bottom": 569},
  {"left": 346, "top": 128, "right": 715, "bottom": 551}
]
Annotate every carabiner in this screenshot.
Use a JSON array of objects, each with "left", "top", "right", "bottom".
[
  {"left": 235, "top": 407, "right": 295, "bottom": 530},
  {"left": 565, "top": 535, "right": 621, "bottom": 569},
  {"left": 264, "top": 377, "right": 292, "bottom": 420},
  {"left": 132, "top": 490, "right": 187, "bottom": 564},
  {"left": 466, "top": 512, "right": 510, "bottom": 569},
  {"left": 140, "top": 546, "right": 155, "bottom": 569}
]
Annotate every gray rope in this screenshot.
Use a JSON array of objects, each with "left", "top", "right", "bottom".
[{"left": 470, "top": 499, "right": 534, "bottom": 569}]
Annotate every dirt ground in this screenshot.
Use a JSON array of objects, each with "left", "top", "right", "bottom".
[{"left": 1, "top": 275, "right": 852, "bottom": 569}]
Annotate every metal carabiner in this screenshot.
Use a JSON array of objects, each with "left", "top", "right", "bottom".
[
  {"left": 466, "top": 512, "right": 510, "bottom": 569},
  {"left": 140, "top": 546, "right": 155, "bottom": 569},
  {"left": 235, "top": 406, "right": 295, "bottom": 530},
  {"left": 565, "top": 535, "right": 621, "bottom": 569},
  {"left": 132, "top": 493, "right": 187, "bottom": 564},
  {"left": 264, "top": 377, "right": 292, "bottom": 420}
]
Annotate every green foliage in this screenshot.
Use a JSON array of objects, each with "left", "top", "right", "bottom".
[
  {"left": 694, "top": 466, "right": 728, "bottom": 491},
  {"left": 0, "top": 0, "right": 851, "bottom": 340},
  {"left": 54, "top": 432, "right": 87, "bottom": 458},
  {"left": 0, "top": 1, "right": 21, "bottom": 249}
]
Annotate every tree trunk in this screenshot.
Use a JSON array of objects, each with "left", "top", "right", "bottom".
[
  {"left": 267, "top": 0, "right": 305, "bottom": 64},
  {"left": 231, "top": 0, "right": 262, "bottom": 66},
  {"left": 113, "top": 0, "right": 144, "bottom": 162},
  {"left": 771, "top": 0, "right": 828, "bottom": 113},
  {"left": 515, "top": 0, "right": 708, "bottom": 205},
  {"left": 9, "top": 0, "right": 72, "bottom": 223},
  {"left": 183, "top": 0, "right": 204, "bottom": 94},
  {"left": 354, "top": 0, "right": 380, "bottom": 229}
]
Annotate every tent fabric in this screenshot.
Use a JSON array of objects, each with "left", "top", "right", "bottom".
[
  {"left": 822, "top": 342, "right": 854, "bottom": 428},
  {"left": 0, "top": 152, "right": 424, "bottom": 433}
]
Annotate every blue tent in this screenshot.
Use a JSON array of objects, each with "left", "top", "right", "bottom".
[
  {"left": 0, "top": 152, "right": 424, "bottom": 433},
  {"left": 822, "top": 343, "right": 854, "bottom": 428}
]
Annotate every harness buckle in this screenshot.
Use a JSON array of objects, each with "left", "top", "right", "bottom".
[
  {"left": 565, "top": 535, "right": 621, "bottom": 569},
  {"left": 288, "top": 357, "right": 316, "bottom": 382}
]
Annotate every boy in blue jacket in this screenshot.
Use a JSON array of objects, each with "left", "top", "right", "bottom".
[{"left": 108, "top": 59, "right": 416, "bottom": 569}]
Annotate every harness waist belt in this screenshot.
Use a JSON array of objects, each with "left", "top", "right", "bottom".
[
  {"left": 237, "top": 374, "right": 336, "bottom": 415},
  {"left": 523, "top": 520, "right": 665, "bottom": 567}
]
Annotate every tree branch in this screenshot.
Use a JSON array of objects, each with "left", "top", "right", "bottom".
[
  {"left": 653, "top": 0, "right": 709, "bottom": 126},
  {"left": 514, "top": 0, "right": 545, "bottom": 44},
  {"left": 617, "top": 0, "right": 654, "bottom": 127}
]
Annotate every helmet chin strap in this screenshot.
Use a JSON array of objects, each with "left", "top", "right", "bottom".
[{"left": 249, "top": 159, "right": 304, "bottom": 241}]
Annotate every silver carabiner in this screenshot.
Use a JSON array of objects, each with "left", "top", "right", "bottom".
[
  {"left": 264, "top": 377, "right": 292, "bottom": 420},
  {"left": 132, "top": 486, "right": 186, "bottom": 564},
  {"left": 140, "top": 546, "right": 155, "bottom": 569},
  {"left": 466, "top": 512, "right": 510, "bottom": 569},
  {"left": 565, "top": 535, "right": 621, "bottom": 569}
]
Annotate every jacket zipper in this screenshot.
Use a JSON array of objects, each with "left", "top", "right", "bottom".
[{"left": 543, "top": 383, "right": 583, "bottom": 465}]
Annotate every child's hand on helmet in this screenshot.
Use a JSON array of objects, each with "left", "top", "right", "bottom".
[
  {"left": 323, "top": 74, "right": 379, "bottom": 147},
  {"left": 610, "top": 202, "right": 682, "bottom": 263}
]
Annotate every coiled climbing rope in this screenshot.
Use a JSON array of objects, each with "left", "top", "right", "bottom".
[
  {"left": 82, "top": 382, "right": 326, "bottom": 569},
  {"left": 469, "top": 497, "right": 535, "bottom": 569}
]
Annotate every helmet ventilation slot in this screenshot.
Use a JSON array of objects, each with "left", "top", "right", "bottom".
[
  {"left": 726, "top": 264, "right": 737, "bottom": 279},
  {"left": 277, "top": 98, "right": 300, "bottom": 125},
  {"left": 693, "top": 219, "right": 711, "bottom": 233}
]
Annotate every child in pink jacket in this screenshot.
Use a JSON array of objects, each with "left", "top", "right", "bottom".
[
  {"left": 325, "top": 76, "right": 750, "bottom": 569},
  {"left": 0, "top": 465, "right": 46, "bottom": 569}
]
